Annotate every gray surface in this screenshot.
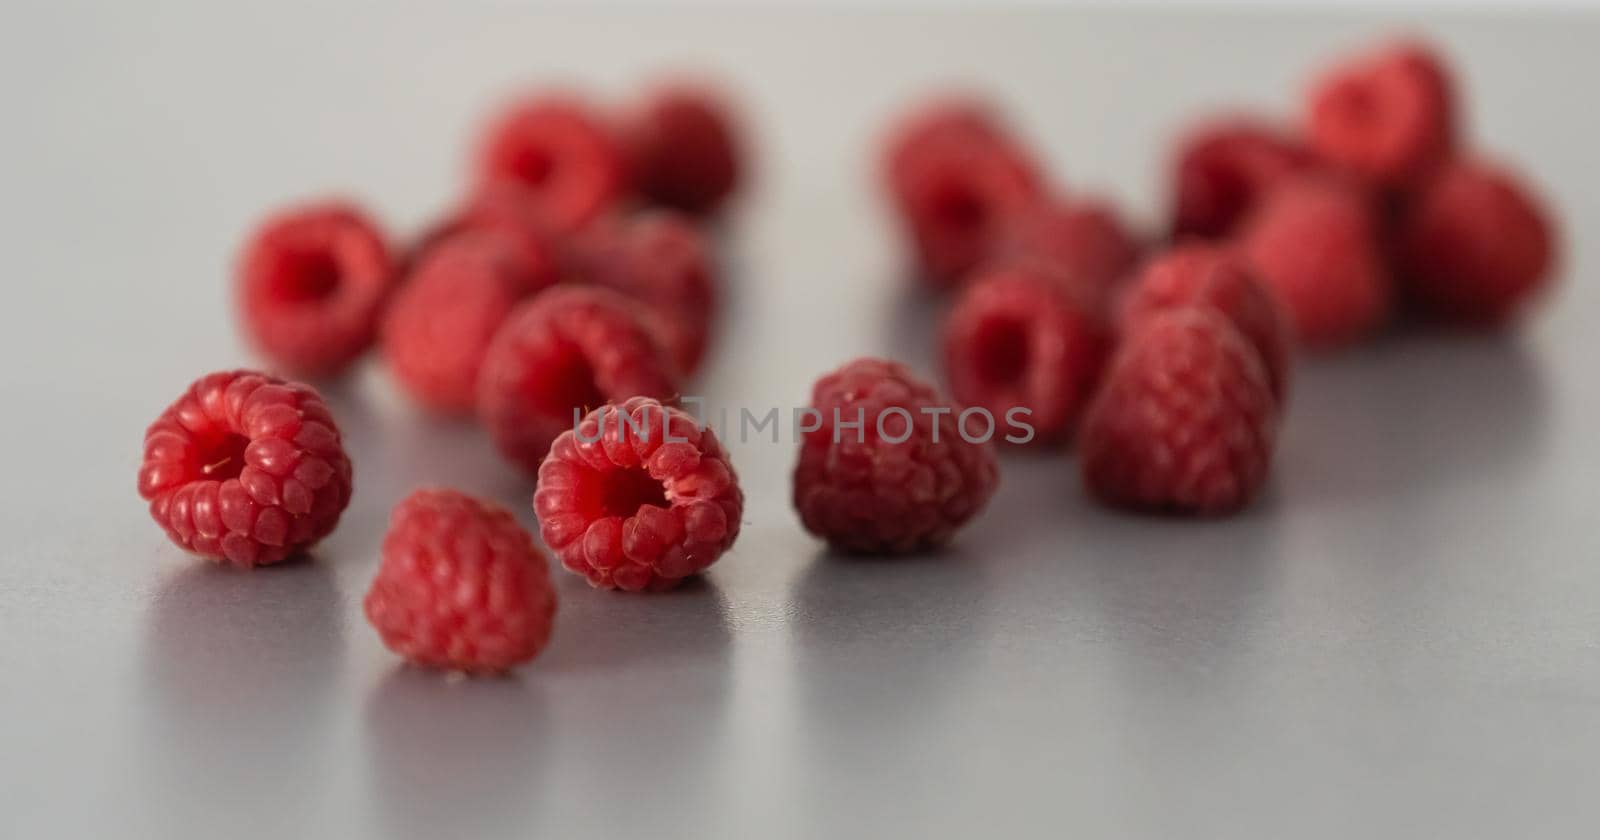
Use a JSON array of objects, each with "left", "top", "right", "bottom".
[{"left": 2, "top": 4, "right": 1598, "bottom": 839}]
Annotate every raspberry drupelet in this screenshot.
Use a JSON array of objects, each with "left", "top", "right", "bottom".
[
  {"left": 1305, "top": 40, "right": 1456, "bottom": 189},
  {"left": 137, "top": 370, "right": 354, "bottom": 568},
  {"left": 476, "top": 95, "right": 628, "bottom": 233},
  {"left": 235, "top": 201, "right": 396, "bottom": 378},
  {"left": 993, "top": 197, "right": 1144, "bottom": 315},
  {"left": 1080, "top": 310, "right": 1278, "bottom": 516},
  {"left": 942, "top": 266, "right": 1108, "bottom": 445},
  {"left": 622, "top": 83, "right": 744, "bottom": 216},
  {"left": 1118, "top": 243, "right": 1293, "bottom": 405},
  {"left": 477, "top": 286, "right": 680, "bottom": 475},
  {"left": 1169, "top": 117, "right": 1315, "bottom": 239},
  {"left": 534, "top": 397, "right": 743, "bottom": 591},
  {"left": 365, "top": 489, "right": 557, "bottom": 673},
  {"left": 382, "top": 231, "right": 560, "bottom": 413},
  {"left": 793, "top": 358, "right": 999, "bottom": 554}
]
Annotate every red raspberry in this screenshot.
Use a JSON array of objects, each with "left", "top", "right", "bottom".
[
  {"left": 478, "top": 286, "right": 679, "bottom": 475},
  {"left": 1396, "top": 159, "right": 1558, "bottom": 327},
  {"left": 1117, "top": 243, "right": 1292, "bottom": 405},
  {"left": 534, "top": 397, "right": 743, "bottom": 591},
  {"left": 235, "top": 201, "right": 396, "bottom": 378},
  {"left": 364, "top": 489, "right": 557, "bottom": 673},
  {"left": 941, "top": 266, "right": 1108, "bottom": 445},
  {"left": 1306, "top": 40, "right": 1455, "bottom": 188},
  {"left": 992, "top": 198, "right": 1143, "bottom": 315},
  {"left": 382, "top": 231, "right": 560, "bottom": 414},
  {"left": 137, "top": 370, "right": 353, "bottom": 568},
  {"left": 793, "top": 358, "right": 999, "bottom": 553},
  {"left": 1237, "top": 176, "right": 1392, "bottom": 348},
  {"left": 563, "top": 211, "right": 716, "bottom": 376},
  {"left": 1080, "top": 310, "right": 1277, "bottom": 516},
  {"left": 476, "top": 95, "right": 627, "bottom": 232},
  {"left": 882, "top": 96, "right": 1009, "bottom": 208},
  {"left": 622, "top": 83, "right": 743, "bottom": 216},
  {"left": 1170, "top": 117, "right": 1315, "bottom": 239}
]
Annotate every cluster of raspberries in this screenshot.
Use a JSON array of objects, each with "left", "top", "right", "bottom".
[{"left": 887, "top": 37, "right": 1558, "bottom": 515}]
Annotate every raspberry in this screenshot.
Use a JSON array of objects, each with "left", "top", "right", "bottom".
[
  {"left": 563, "top": 211, "right": 716, "bottom": 376},
  {"left": 235, "top": 201, "right": 396, "bottom": 378},
  {"left": 793, "top": 358, "right": 999, "bottom": 553},
  {"left": 1117, "top": 243, "right": 1292, "bottom": 405},
  {"left": 992, "top": 198, "right": 1143, "bottom": 315},
  {"left": 534, "top": 397, "right": 743, "bottom": 591},
  {"left": 622, "top": 83, "right": 743, "bottom": 216},
  {"left": 1396, "top": 159, "right": 1558, "bottom": 327},
  {"left": 1306, "top": 40, "right": 1455, "bottom": 188},
  {"left": 1170, "top": 117, "right": 1315, "bottom": 239},
  {"left": 1080, "top": 310, "right": 1277, "bottom": 516},
  {"left": 476, "top": 95, "right": 627, "bottom": 232},
  {"left": 382, "top": 231, "right": 560, "bottom": 413},
  {"left": 1237, "top": 176, "right": 1392, "bottom": 348},
  {"left": 882, "top": 96, "right": 1009, "bottom": 208},
  {"left": 364, "top": 489, "right": 556, "bottom": 673},
  {"left": 478, "top": 286, "right": 679, "bottom": 475},
  {"left": 137, "top": 370, "right": 354, "bottom": 568},
  {"left": 941, "top": 266, "right": 1108, "bottom": 445}
]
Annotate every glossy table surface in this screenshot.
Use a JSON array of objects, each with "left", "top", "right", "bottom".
[{"left": 2, "top": 5, "right": 1597, "bottom": 838}]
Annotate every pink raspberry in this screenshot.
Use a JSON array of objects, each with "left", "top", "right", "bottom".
[
  {"left": 477, "top": 286, "right": 679, "bottom": 475},
  {"left": 1396, "top": 158, "right": 1558, "bottom": 327},
  {"left": 1306, "top": 40, "right": 1456, "bottom": 188},
  {"left": 137, "top": 370, "right": 353, "bottom": 568},
  {"left": 475, "top": 95, "right": 627, "bottom": 232},
  {"left": 235, "top": 201, "right": 396, "bottom": 378},
  {"left": 942, "top": 266, "right": 1108, "bottom": 445},
  {"left": 1169, "top": 117, "right": 1315, "bottom": 239},
  {"left": 1117, "top": 243, "right": 1292, "bottom": 405},
  {"left": 382, "top": 231, "right": 560, "bottom": 413},
  {"left": 534, "top": 397, "right": 743, "bottom": 591},
  {"left": 1080, "top": 310, "right": 1277, "bottom": 516},
  {"left": 793, "top": 358, "right": 999, "bottom": 553},
  {"left": 365, "top": 489, "right": 557, "bottom": 674},
  {"left": 992, "top": 197, "right": 1143, "bottom": 315},
  {"left": 622, "top": 83, "right": 743, "bottom": 216}
]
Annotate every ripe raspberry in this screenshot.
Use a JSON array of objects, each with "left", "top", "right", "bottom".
[
  {"left": 992, "top": 198, "right": 1143, "bottom": 315},
  {"left": 1170, "top": 117, "right": 1315, "bottom": 239},
  {"left": 882, "top": 96, "right": 1010, "bottom": 208},
  {"left": 1396, "top": 159, "right": 1558, "bottom": 327},
  {"left": 235, "top": 201, "right": 396, "bottom": 378},
  {"left": 793, "top": 358, "right": 999, "bottom": 553},
  {"left": 1306, "top": 40, "right": 1455, "bottom": 188},
  {"left": 478, "top": 286, "right": 679, "bottom": 475},
  {"left": 1117, "top": 243, "right": 1292, "bottom": 404},
  {"left": 365, "top": 489, "right": 556, "bottom": 673},
  {"left": 534, "top": 397, "right": 743, "bottom": 591},
  {"left": 622, "top": 83, "right": 743, "bottom": 216},
  {"left": 563, "top": 211, "right": 716, "bottom": 376},
  {"left": 1080, "top": 310, "right": 1277, "bottom": 516},
  {"left": 476, "top": 95, "right": 627, "bottom": 232},
  {"left": 137, "top": 370, "right": 354, "bottom": 568},
  {"left": 941, "top": 266, "right": 1108, "bottom": 445},
  {"left": 382, "top": 231, "right": 560, "bottom": 413},
  {"left": 1237, "top": 176, "right": 1392, "bottom": 349}
]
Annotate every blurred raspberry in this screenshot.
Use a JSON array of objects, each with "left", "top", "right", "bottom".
[
  {"left": 993, "top": 197, "right": 1143, "bottom": 315},
  {"left": 535, "top": 397, "right": 743, "bottom": 591},
  {"left": 138, "top": 370, "right": 353, "bottom": 568},
  {"left": 1169, "top": 117, "right": 1315, "bottom": 239},
  {"left": 1080, "top": 310, "right": 1277, "bottom": 516},
  {"left": 476, "top": 94, "right": 628, "bottom": 232},
  {"left": 235, "top": 201, "right": 395, "bottom": 378},
  {"left": 623, "top": 83, "right": 743, "bottom": 216},
  {"left": 882, "top": 96, "right": 1010, "bottom": 208},
  {"left": 365, "top": 489, "right": 556, "bottom": 674},
  {"left": 1306, "top": 40, "right": 1456, "bottom": 188}
]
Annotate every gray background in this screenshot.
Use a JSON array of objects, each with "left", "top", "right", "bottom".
[{"left": 2, "top": 4, "right": 1596, "bottom": 838}]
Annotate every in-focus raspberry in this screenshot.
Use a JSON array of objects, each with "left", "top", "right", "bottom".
[
  {"left": 1169, "top": 117, "right": 1315, "bottom": 239},
  {"left": 1117, "top": 243, "right": 1293, "bottom": 404},
  {"left": 992, "top": 197, "right": 1143, "bottom": 315},
  {"left": 534, "top": 397, "right": 743, "bottom": 591},
  {"left": 476, "top": 95, "right": 628, "bottom": 232},
  {"left": 365, "top": 489, "right": 556, "bottom": 674},
  {"left": 477, "top": 286, "right": 679, "bottom": 475},
  {"left": 1080, "top": 310, "right": 1277, "bottom": 516},
  {"left": 942, "top": 266, "right": 1108, "bottom": 445},
  {"left": 623, "top": 83, "right": 743, "bottom": 216},
  {"left": 1306, "top": 40, "right": 1455, "bottom": 188},
  {"left": 1237, "top": 176, "right": 1392, "bottom": 349},
  {"left": 235, "top": 201, "right": 396, "bottom": 378},
  {"left": 793, "top": 358, "right": 999, "bottom": 553},
  {"left": 1396, "top": 158, "right": 1558, "bottom": 327},
  {"left": 137, "top": 370, "right": 354, "bottom": 568},
  {"left": 382, "top": 231, "right": 560, "bottom": 413}
]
